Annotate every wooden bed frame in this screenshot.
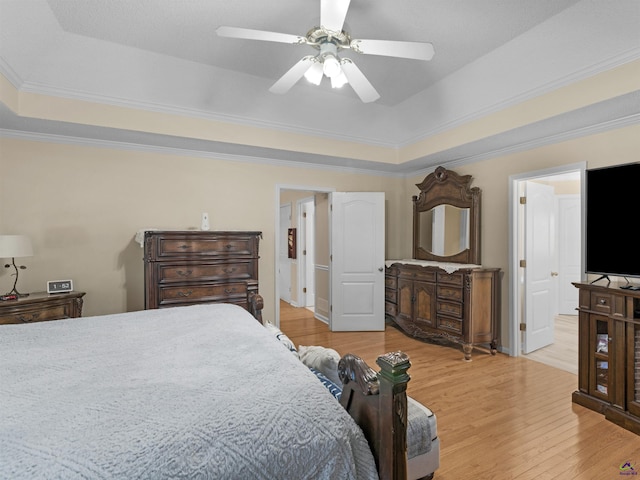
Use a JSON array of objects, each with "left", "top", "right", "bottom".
[{"left": 250, "top": 293, "right": 410, "bottom": 480}]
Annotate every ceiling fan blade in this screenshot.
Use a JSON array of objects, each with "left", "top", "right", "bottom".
[
  {"left": 269, "top": 56, "right": 316, "bottom": 95},
  {"left": 350, "top": 38, "right": 435, "bottom": 61},
  {"left": 321, "top": 0, "right": 351, "bottom": 33},
  {"left": 217, "top": 26, "right": 305, "bottom": 45},
  {"left": 340, "top": 59, "right": 380, "bottom": 103}
]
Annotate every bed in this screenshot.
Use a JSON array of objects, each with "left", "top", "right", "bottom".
[{"left": 0, "top": 299, "right": 417, "bottom": 480}]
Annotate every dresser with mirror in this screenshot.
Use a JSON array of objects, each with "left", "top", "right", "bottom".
[{"left": 385, "top": 166, "right": 501, "bottom": 360}]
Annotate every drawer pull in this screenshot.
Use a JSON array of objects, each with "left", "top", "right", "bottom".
[
  {"left": 18, "top": 313, "right": 40, "bottom": 323},
  {"left": 224, "top": 288, "right": 238, "bottom": 294},
  {"left": 599, "top": 299, "right": 606, "bottom": 305},
  {"left": 223, "top": 267, "right": 237, "bottom": 274},
  {"left": 225, "top": 244, "right": 234, "bottom": 250},
  {"left": 177, "top": 244, "right": 191, "bottom": 250},
  {"left": 177, "top": 290, "right": 193, "bottom": 297},
  {"left": 176, "top": 270, "right": 193, "bottom": 277}
]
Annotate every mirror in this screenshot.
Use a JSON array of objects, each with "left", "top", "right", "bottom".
[
  {"left": 413, "top": 167, "right": 481, "bottom": 264},
  {"left": 418, "top": 205, "right": 470, "bottom": 257}
]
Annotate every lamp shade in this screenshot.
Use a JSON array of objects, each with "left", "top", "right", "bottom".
[{"left": 0, "top": 235, "right": 33, "bottom": 258}]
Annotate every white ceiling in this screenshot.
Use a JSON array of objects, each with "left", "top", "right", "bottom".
[{"left": 0, "top": 0, "right": 639, "bottom": 174}]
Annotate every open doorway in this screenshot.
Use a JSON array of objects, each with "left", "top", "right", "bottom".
[
  {"left": 509, "top": 162, "right": 585, "bottom": 374},
  {"left": 275, "top": 185, "right": 334, "bottom": 327}
]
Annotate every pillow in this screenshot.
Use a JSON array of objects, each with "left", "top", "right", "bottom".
[
  {"left": 264, "top": 322, "right": 299, "bottom": 358},
  {"left": 309, "top": 367, "right": 342, "bottom": 400},
  {"left": 298, "top": 345, "right": 341, "bottom": 386}
]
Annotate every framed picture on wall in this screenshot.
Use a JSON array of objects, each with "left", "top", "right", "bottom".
[{"left": 288, "top": 228, "right": 296, "bottom": 259}]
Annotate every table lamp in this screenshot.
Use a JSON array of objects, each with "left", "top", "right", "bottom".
[{"left": 0, "top": 235, "right": 34, "bottom": 297}]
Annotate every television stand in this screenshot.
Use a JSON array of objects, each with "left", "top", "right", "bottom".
[
  {"left": 572, "top": 282, "right": 640, "bottom": 435},
  {"left": 590, "top": 274, "right": 610, "bottom": 285}
]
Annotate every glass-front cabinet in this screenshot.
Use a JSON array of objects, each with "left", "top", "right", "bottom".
[{"left": 590, "top": 316, "right": 610, "bottom": 400}]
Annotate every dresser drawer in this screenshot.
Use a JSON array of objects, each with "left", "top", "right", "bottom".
[
  {"left": 385, "top": 288, "right": 396, "bottom": 303},
  {"left": 385, "top": 301, "right": 397, "bottom": 317},
  {"left": 437, "top": 271, "right": 464, "bottom": 286},
  {"left": 385, "top": 275, "right": 397, "bottom": 289},
  {"left": 157, "top": 261, "right": 253, "bottom": 283},
  {"left": 399, "top": 268, "right": 436, "bottom": 283},
  {"left": 591, "top": 292, "right": 612, "bottom": 314},
  {"left": 158, "top": 282, "right": 248, "bottom": 306},
  {"left": 437, "top": 315, "right": 463, "bottom": 334},
  {"left": 157, "top": 237, "right": 255, "bottom": 258},
  {"left": 0, "top": 304, "right": 70, "bottom": 324},
  {"left": 437, "top": 300, "right": 463, "bottom": 319},
  {"left": 437, "top": 284, "right": 463, "bottom": 302}
]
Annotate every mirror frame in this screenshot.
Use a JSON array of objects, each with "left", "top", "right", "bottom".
[{"left": 413, "top": 166, "right": 481, "bottom": 264}]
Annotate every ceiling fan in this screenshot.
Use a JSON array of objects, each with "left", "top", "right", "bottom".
[{"left": 216, "top": 0, "right": 434, "bottom": 103}]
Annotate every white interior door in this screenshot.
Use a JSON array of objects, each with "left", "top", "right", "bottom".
[
  {"left": 279, "top": 203, "right": 292, "bottom": 303},
  {"left": 523, "top": 181, "right": 556, "bottom": 353},
  {"left": 330, "top": 192, "right": 385, "bottom": 331}
]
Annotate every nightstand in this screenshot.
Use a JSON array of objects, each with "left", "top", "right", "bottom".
[{"left": 0, "top": 291, "right": 85, "bottom": 325}]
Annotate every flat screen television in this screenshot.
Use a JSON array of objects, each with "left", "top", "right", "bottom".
[{"left": 585, "top": 162, "right": 640, "bottom": 280}]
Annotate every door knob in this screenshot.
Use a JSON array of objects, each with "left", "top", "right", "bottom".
[{"left": 378, "top": 267, "right": 384, "bottom": 272}]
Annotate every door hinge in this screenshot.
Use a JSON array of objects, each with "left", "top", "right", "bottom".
[
  {"left": 303, "top": 287, "right": 307, "bottom": 293},
  {"left": 303, "top": 212, "right": 307, "bottom": 218},
  {"left": 520, "top": 323, "right": 526, "bottom": 331},
  {"left": 303, "top": 249, "right": 307, "bottom": 255},
  {"left": 520, "top": 196, "right": 526, "bottom": 204},
  {"left": 520, "top": 259, "right": 526, "bottom": 268},
  {"left": 330, "top": 254, "right": 332, "bottom": 262}
]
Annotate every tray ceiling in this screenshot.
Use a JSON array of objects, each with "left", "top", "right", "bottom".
[{"left": 0, "top": 0, "right": 638, "bottom": 174}]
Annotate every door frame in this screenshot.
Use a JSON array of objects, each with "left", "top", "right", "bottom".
[
  {"left": 279, "top": 202, "right": 293, "bottom": 304},
  {"left": 275, "top": 184, "right": 335, "bottom": 327},
  {"left": 508, "top": 162, "right": 586, "bottom": 357}
]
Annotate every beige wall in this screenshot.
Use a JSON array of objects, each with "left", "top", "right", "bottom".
[
  {"left": 2, "top": 124, "right": 639, "bottom": 351},
  {"left": 0, "top": 138, "right": 405, "bottom": 322}
]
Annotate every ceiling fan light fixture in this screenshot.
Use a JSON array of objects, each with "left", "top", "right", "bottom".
[
  {"left": 304, "top": 61, "right": 324, "bottom": 85},
  {"left": 331, "top": 70, "right": 348, "bottom": 89},
  {"left": 322, "top": 54, "right": 341, "bottom": 78}
]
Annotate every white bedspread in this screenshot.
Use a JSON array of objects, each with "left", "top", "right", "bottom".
[{"left": 0, "top": 304, "right": 378, "bottom": 480}]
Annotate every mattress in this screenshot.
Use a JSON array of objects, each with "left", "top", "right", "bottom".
[{"left": 0, "top": 303, "right": 378, "bottom": 480}]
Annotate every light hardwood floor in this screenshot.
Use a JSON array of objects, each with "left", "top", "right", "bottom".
[
  {"left": 523, "top": 315, "right": 578, "bottom": 375},
  {"left": 279, "top": 301, "right": 640, "bottom": 480}
]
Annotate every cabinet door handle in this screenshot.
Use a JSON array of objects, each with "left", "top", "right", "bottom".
[{"left": 177, "top": 290, "right": 193, "bottom": 297}]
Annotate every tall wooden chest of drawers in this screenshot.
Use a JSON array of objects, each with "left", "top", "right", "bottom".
[{"left": 143, "top": 231, "right": 261, "bottom": 312}]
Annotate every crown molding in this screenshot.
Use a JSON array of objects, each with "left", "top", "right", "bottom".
[
  {"left": 0, "top": 127, "right": 404, "bottom": 178},
  {"left": 398, "top": 49, "right": 640, "bottom": 148}
]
